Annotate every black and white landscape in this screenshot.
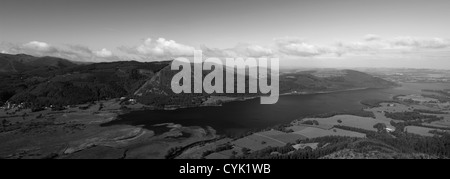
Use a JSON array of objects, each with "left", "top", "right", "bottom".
[{"left": 1, "top": 0, "right": 450, "bottom": 159}]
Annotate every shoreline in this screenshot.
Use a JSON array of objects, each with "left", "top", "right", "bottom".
[
  {"left": 141, "top": 86, "right": 383, "bottom": 111},
  {"left": 112, "top": 86, "right": 401, "bottom": 136},
  {"left": 279, "top": 87, "right": 371, "bottom": 96}
]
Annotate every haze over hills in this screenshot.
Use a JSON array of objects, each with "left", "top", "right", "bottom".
[{"left": 0, "top": 53, "right": 397, "bottom": 108}]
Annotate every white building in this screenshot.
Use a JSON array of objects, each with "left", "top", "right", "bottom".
[{"left": 386, "top": 127, "right": 395, "bottom": 132}]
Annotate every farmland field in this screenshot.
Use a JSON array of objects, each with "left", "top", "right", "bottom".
[
  {"left": 291, "top": 127, "right": 366, "bottom": 138},
  {"left": 232, "top": 130, "right": 306, "bottom": 151},
  {"left": 295, "top": 115, "right": 395, "bottom": 132},
  {"left": 405, "top": 126, "right": 438, "bottom": 137}
]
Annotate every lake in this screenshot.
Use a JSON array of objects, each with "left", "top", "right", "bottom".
[{"left": 104, "top": 83, "right": 450, "bottom": 136}]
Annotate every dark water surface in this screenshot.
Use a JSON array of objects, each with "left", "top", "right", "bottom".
[{"left": 105, "top": 83, "right": 450, "bottom": 136}]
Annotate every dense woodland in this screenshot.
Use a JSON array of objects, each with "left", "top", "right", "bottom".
[
  {"left": 238, "top": 125, "right": 450, "bottom": 159},
  {"left": 0, "top": 60, "right": 170, "bottom": 107},
  {"left": 385, "top": 111, "right": 443, "bottom": 122}
]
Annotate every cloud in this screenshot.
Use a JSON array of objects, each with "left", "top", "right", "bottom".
[
  {"left": 23, "top": 41, "right": 59, "bottom": 54},
  {"left": 334, "top": 36, "right": 450, "bottom": 56},
  {"left": 65, "top": 45, "right": 120, "bottom": 61},
  {"left": 2, "top": 35, "right": 450, "bottom": 63},
  {"left": 335, "top": 41, "right": 388, "bottom": 54},
  {"left": 135, "top": 38, "right": 196, "bottom": 57},
  {"left": 200, "top": 43, "right": 273, "bottom": 59},
  {"left": 390, "top": 37, "right": 450, "bottom": 49},
  {"left": 364, "top": 34, "right": 381, "bottom": 41},
  {"left": 118, "top": 38, "right": 197, "bottom": 61},
  {"left": 239, "top": 44, "right": 273, "bottom": 57},
  {"left": 95, "top": 48, "right": 113, "bottom": 58},
  {"left": 274, "top": 37, "right": 332, "bottom": 57},
  {"left": 200, "top": 45, "right": 238, "bottom": 58},
  {"left": 67, "top": 45, "right": 95, "bottom": 55},
  {"left": 0, "top": 41, "right": 60, "bottom": 56},
  {"left": 202, "top": 35, "right": 450, "bottom": 59}
]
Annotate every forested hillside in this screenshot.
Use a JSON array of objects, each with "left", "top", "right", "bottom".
[{"left": 0, "top": 53, "right": 398, "bottom": 108}]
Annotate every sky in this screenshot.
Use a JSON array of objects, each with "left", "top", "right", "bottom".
[{"left": 1, "top": 0, "right": 450, "bottom": 69}]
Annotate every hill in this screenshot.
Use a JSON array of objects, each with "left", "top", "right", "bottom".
[
  {"left": 2, "top": 60, "right": 170, "bottom": 106},
  {"left": 0, "top": 53, "right": 78, "bottom": 73},
  {"left": 279, "top": 69, "right": 398, "bottom": 93},
  {"left": 0, "top": 54, "right": 398, "bottom": 107}
]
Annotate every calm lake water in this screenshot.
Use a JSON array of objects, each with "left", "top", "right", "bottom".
[{"left": 105, "top": 83, "right": 450, "bottom": 136}]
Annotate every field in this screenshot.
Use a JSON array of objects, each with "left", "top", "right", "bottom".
[
  {"left": 404, "top": 126, "right": 438, "bottom": 137},
  {"left": 398, "top": 94, "right": 439, "bottom": 103},
  {"left": 0, "top": 99, "right": 218, "bottom": 159},
  {"left": 294, "top": 114, "right": 395, "bottom": 132},
  {"left": 202, "top": 96, "right": 240, "bottom": 106},
  {"left": 204, "top": 152, "right": 230, "bottom": 159},
  {"left": 291, "top": 126, "right": 366, "bottom": 138},
  {"left": 365, "top": 103, "right": 414, "bottom": 123},
  {"left": 231, "top": 130, "right": 306, "bottom": 151},
  {"left": 176, "top": 138, "right": 232, "bottom": 159},
  {"left": 421, "top": 113, "right": 450, "bottom": 128},
  {"left": 367, "top": 102, "right": 412, "bottom": 113}
]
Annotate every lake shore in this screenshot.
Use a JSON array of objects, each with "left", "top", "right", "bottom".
[{"left": 156, "top": 87, "right": 378, "bottom": 110}]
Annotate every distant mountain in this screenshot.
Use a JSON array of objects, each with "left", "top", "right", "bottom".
[
  {"left": 279, "top": 69, "right": 398, "bottom": 93},
  {"left": 130, "top": 64, "right": 399, "bottom": 107},
  {"left": 0, "top": 53, "right": 78, "bottom": 73}
]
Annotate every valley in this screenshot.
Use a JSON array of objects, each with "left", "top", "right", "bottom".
[{"left": 1, "top": 53, "right": 449, "bottom": 159}]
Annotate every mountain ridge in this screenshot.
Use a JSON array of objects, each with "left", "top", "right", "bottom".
[
  {"left": 0, "top": 53, "right": 78, "bottom": 73},
  {"left": 0, "top": 53, "right": 398, "bottom": 108}
]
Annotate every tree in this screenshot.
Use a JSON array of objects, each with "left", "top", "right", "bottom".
[
  {"left": 312, "top": 120, "right": 319, "bottom": 125},
  {"left": 2, "top": 119, "right": 8, "bottom": 126},
  {"left": 231, "top": 151, "right": 238, "bottom": 156},
  {"left": 241, "top": 148, "right": 251, "bottom": 155},
  {"left": 302, "top": 120, "right": 319, "bottom": 125},
  {"left": 165, "top": 146, "right": 183, "bottom": 159},
  {"left": 373, "top": 123, "right": 387, "bottom": 133}
]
